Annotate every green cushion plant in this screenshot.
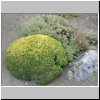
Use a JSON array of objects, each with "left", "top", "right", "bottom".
[{"left": 6, "top": 34, "right": 67, "bottom": 85}]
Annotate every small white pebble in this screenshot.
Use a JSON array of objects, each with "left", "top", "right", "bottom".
[{"left": 67, "top": 70, "right": 73, "bottom": 80}]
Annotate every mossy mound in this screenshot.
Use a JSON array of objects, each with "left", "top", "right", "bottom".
[{"left": 6, "top": 34, "right": 67, "bottom": 85}]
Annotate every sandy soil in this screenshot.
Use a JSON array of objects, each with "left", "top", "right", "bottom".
[{"left": 1, "top": 14, "right": 98, "bottom": 86}]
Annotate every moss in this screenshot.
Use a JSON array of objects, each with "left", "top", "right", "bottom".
[{"left": 6, "top": 34, "right": 67, "bottom": 85}]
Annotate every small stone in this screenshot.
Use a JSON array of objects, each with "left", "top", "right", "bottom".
[{"left": 67, "top": 70, "right": 73, "bottom": 80}]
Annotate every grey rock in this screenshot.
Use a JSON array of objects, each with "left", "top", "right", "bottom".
[{"left": 67, "top": 50, "right": 98, "bottom": 81}]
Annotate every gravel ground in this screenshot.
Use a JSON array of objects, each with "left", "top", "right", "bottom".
[{"left": 1, "top": 14, "right": 98, "bottom": 86}]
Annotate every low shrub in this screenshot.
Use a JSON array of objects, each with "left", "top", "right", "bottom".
[
  {"left": 75, "top": 31, "right": 98, "bottom": 51},
  {"left": 6, "top": 34, "right": 67, "bottom": 85},
  {"left": 86, "top": 32, "right": 98, "bottom": 45},
  {"left": 21, "top": 15, "right": 80, "bottom": 61}
]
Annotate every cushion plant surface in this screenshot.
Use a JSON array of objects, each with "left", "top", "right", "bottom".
[{"left": 6, "top": 34, "right": 67, "bottom": 85}]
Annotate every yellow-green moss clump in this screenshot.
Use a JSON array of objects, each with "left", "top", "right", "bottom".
[{"left": 6, "top": 34, "right": 67, "bottom": 85}]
